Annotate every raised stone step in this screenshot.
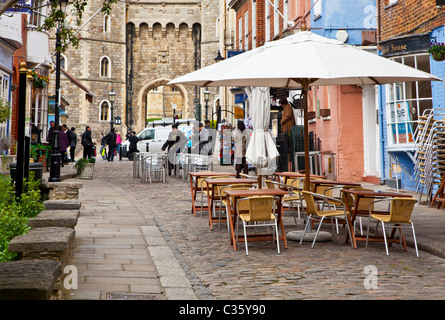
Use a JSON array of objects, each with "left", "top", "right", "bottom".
[
  {"left": 0, "top": 260, "right": 61, "bottom": 300},
  {"left": 8, "top": 227, "right": 75, "bottom": 254},
  {"left": 28, "top": 210, "right": 80, "bottom": 228},
  {"left": 43, "top": 200, "right": 81, "bottom": 211}
]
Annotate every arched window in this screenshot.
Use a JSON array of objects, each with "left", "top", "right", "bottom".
[
  {"left": 60, "top": 54, "right": 67, "bottom": 70},
  {"left": 104, "top": 15, "right": 110, "bottom": 32},
  {"left": 100, "top": 101, "right": 110, "bottom": 121},
  {"left": 100, "top": 57, "right": 110, "bottom": 77}
]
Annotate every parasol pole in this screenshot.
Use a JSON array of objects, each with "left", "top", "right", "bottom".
[{"left": 298, "top": 79, "right": 311, "bottom": 191}]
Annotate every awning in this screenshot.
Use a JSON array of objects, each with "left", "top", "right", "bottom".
[{"left": 60, "top": 67, "right": 95, "bottom": 101}]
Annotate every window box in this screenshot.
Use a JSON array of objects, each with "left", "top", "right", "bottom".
[
  {"left": 307, "top": 111, "right": 316, "bottom": 120},
  {"left": 319, "top": 108, "right": 330, "bottom": 117}
]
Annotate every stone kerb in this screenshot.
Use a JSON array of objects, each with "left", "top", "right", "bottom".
[
  {"left": 28, "top": 209, "right": 80, "bottom": 229},
  {"left": 8, "top": 227, "right": 76, "bottom": 265}
]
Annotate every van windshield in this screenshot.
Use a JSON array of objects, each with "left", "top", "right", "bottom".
[{"left": 139, "top": 129, "right": 155, "bottom": 140}]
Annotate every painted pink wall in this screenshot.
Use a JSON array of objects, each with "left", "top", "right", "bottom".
[{"left": 308, "top": 85, "right": 364, "bottom": 182}]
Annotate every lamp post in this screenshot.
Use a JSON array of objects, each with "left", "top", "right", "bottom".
[
  {"left": 203, "top": 89, "right": 210, "bottom": 121},
  {"left": 49, "top": 0, "right": 68, "bottom": 183},
  {"left": 109, "top": 86, "right": 116, "bottom": 131}
]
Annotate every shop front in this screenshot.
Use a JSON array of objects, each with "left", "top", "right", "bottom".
[{"left": 379, "top": 33, "right": 437, "bottom": 192}]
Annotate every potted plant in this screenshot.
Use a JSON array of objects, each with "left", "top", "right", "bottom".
[
  {"left": 428, "top": 41, "right": 445, "bottom": 61},
  {"left": 30, "top": 69, "right": 49, "bottom": 89},
  {"left": 74, "top": 157, "right": 96, "bottom": 179}
]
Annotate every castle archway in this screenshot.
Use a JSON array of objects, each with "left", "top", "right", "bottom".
[{"left": 136, "top": 78, "right": 189, "bottom": 130}]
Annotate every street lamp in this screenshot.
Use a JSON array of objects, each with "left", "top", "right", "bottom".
[
  {"left": 49, "top": 0, "right": 68, "bottom": 183},
  {"left": 214, "top": 50, "right": 224, "bottom": 62},
  {"left": 114, "top": 116, "right": 121, "bottom": 125},
  {"left": 109, "top": 86, "right": 116, "bottom": 131},
  {"left": 203, "top": 89, "right": 210, "bottom": 121}
]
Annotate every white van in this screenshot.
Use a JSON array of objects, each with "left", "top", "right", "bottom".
[{"left": 121, "top": 124, "right": 195, "bottom": 158}]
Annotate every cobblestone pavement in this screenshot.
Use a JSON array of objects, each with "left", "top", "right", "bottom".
[{"left": 69, "top": 159, "right": 445, "bottom": 300}]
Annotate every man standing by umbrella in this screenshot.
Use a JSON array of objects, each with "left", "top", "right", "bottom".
[{"left": 280, "top": 98, "right": 295, "bottom": 133}]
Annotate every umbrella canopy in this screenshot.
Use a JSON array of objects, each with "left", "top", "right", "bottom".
[{"left": 169, "top": 31, "right": 442, "bottom": 190}]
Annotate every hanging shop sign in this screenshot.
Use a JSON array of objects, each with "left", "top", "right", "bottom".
[{"left": 380, "top": 34, "right": 430, "bottom": 57}]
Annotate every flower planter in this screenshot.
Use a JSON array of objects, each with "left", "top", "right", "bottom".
[
  {"left": 319, "top": 108, "right": 331, "bottom": 117},
  {"left": 432, "top": 52, "right": 445, "bottom": 61},
  {"left": 78, "top": 163, "right": 94, "bottom": 180},
  {"left": 307, "top": 111, "right": 316, "bottom": 120}
]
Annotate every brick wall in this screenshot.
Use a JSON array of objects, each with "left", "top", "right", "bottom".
[{"left": 379, "top": 0, "right": 445, "bottom": 41}]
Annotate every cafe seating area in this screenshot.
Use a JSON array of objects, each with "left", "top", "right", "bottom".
[{"left": 132, "top": 156, "right": 420, "bottom": 257}]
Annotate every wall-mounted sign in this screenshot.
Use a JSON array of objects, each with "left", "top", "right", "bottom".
[{"left": 380, "top": 34, "right": 430, "bottom": 57}]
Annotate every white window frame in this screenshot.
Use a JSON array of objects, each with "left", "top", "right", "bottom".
[
  {"left": 100, "top": 56, "right": 111, "bottom": 77},
  {"left": 385, "top": 53, "right": 432, "bottom": 150},
  {"left": 100, "top": 100, "right": 111, "bottom": 121},
  {"left": 244, "top": 11, "right": 249, "bottom": 51},
  {"left": 0, "top": 70, "right": 10, "bottom": 138},
  {"left": 314, "top": 0, "right": 322, "bottom": 20},
  {"left": 265, "top": 1, "right": 270, "bottom": 42},
  {"left": 283, "top": 0, "right": 288, "bottom": 31},
  {"left": 238, "top": 17, "right": 243, "bottom": 50},
  {"left": 252, "top": 0, "right": 256, "bottom": 49},
  {"left": 274, "top": 0, "right": 279, "bottom": 37}
]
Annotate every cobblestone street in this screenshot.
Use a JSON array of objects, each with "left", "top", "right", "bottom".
[{"left": 69, "top": 159, "right": 445, "bottom": 300}]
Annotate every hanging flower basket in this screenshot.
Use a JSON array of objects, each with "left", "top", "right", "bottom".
[
  {"left": 428, "top": 41, "right": 445, "bottom": 61},
  {"left": 30, "top": 69, "right": 49, "bottom": 88}
]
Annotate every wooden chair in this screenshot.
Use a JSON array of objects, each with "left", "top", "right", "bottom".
[
  {"left": 235, "top": 196, "right": 280, "bottom": 256},
  {"left": 366, "top": 198, "right": 419, "bottom": 257}
]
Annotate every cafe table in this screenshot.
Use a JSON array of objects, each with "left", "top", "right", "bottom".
[
  {"left": 188, "top": 171, "right": 236, "bottom": 216},
  {"left": 340, "top": 189, "right": 413, "bottom": 249},
  {"left": 204, "top": 178, "right": 258, "bottom": 230},
  {"left": 224, "top": 188, "right": 288, "bottom": 251},
  {"left": 275, "top": 172, "right": 326, "bottom": 186},
  {"left": 309, "top": 180, "right": 362, "bottom": 194}
]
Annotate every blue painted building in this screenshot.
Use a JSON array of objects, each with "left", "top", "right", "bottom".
[{"left": 310, "top": 0, "right": 377, "bottom": 46}]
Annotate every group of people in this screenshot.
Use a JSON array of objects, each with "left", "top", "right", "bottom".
[
  {"left": 47, "top": 121, "right": 77, "bottom": 166},
  {"left": 99, "top": 128, "right": 123, "bottom": 162}
]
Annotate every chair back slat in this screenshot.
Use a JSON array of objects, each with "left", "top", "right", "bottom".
[
  {"left": 301, "top": 191, "right": 318, "bottom": 216},
  {"left": 390, "top": 198, "right": 416, "bottom": 223},
  {"left": 249, "top": 196, "right": 275, "bottom": 221}
]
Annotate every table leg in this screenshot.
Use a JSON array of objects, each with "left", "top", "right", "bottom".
[
  {"left": 277, "top": 197, "right": 287, "bottom": 249},
  {"left": 190, "top": 178, "right": 197, "bottom": 216},
  {"left": 207, "top": 184, "right": 214, "bottom": 230},
  {"left": 227, "top": 195, "right": 237, "bottom": 251}
]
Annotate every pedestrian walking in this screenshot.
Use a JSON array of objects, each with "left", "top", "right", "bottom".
[
  {"left": 127, "top": 131, "right": 139, "bottom": 161},
  {"left": 233, "top": 120, "right": 249, "bottom": 178},
  {"left": 161, "top": 124, "right": 187, "bottom": 175},
  {"left": 99, "top": 133, "right": 107, "bottom": 160},
  {"left": 116, "top": 131, "right": 122, "bottom": 157},
  {"left": 105, "top": 128, "right": 117, "bottom": 162},
  {"left": 81, "top": 125, "right": 94, "bottom": 159},
  {"left": 69, "top": 127, "right": 77, "bottom": 162},
  {"left": 62, "top": 124, "right": 73, "bottom": 163},
  {"left": 58, "top": 125, "right": 69, "bottom": 167},
  {"left": 192, "top": 122, "right": 212, "bottom": 155}
]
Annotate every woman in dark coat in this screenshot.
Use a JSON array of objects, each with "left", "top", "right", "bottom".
[{"left": 58, "top": 125, "right": 69, "bottom": 166}]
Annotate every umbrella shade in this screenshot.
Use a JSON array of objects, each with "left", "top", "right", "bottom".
[
  {"left": 169, "top": 31, "right": 442, "bottom": 190},
  {"left": 169, "top": 31, "right": 441, "bottom": 88}
]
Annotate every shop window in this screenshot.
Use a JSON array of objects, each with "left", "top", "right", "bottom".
[
  {"left": 100, "top": 101, "right": 110, "bottom": 121},
  {"left": 385, "top": 54, "right": 432, "bottom": 148}
]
